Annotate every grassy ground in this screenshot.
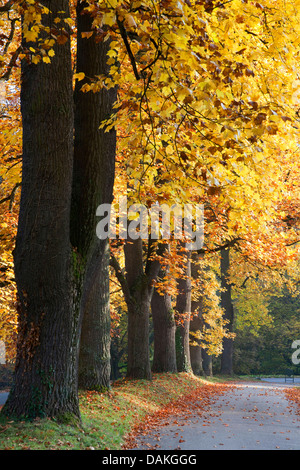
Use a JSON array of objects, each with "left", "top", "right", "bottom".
[{"left": 0, "top": 372, "right": 229, "bottom": 450}]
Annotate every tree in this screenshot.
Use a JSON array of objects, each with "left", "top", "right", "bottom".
[
  {"left": 110, "top": 237, "right": 167, "bottom": 379},
  {"left": 124, "top": 238, "right": 153, "bottom": 379},
  {"left": 2, "top": 0, "right": 80, "bottom": 421},
  {"left": 71, "top": 0, "right": 117, "bottom": 391},
  {"left": 151, "top": 248, "right": 177, "bottom": 373}
]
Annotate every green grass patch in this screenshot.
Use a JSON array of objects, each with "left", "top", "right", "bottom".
[{"left": 0, "top": 372, "right": 223, "bottom": 450}]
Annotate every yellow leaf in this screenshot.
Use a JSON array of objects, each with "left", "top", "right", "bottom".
[
  {"left": 74, "top": 72, "right": 85, "bottom": 81},
  {"left": 64, "top": 17, "right": 74, "bottom": 27},
  {"left": 24, "top": 29, "right": 38, "bottom": 42},
  {"left": 32, "top": 55, "right": 41, "bottom": 64},
  {"left": 124, "top": 14, "right": 137, "bottom": 30},
  {"left": 102, "top": 12, "right": 116, "bottom": 27},
  {"left": 43, "top": 56, "right": 51, "bottom": 64},
  {"left": 81, "top": 31, "right": 94, "bottom": 39}
]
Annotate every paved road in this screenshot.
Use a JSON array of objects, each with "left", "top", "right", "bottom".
[{"left": 134, "top": 381, "right": 300, "bottom": 450}]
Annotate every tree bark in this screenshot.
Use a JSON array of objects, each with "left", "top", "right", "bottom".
[
  {"left": 2, "top": 1, "right": 79, "bottom": 421},
  {"left": 124, "top": 238, "right": 152, "bottom": 380},
  {"left": 110, "top": 238, "right": 163, "bottom": 380},
  {"left": 151, "top": 273, "right": 177, "bottom": 373},
  {"left": 71, "top": 1, "right": 117, "bottom": 390},
  {"left": 202, "top": 349, "right": 213, "bottom": 376},
  {"left": 175, "top": 245, "right": 192, "bottom": 373},
  {"left": 220, "top": 248, "right": 234, "bottom": 375},
  {"left": 78, "top": 240, "right": 111, "bottom": 390}
]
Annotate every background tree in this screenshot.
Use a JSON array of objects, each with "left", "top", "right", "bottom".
[
  {"left": 71, "top": 0, "right": 117, "bottom": 391},
  {"left": 151, "top": 248, "right": 177, "bottom": 373}
]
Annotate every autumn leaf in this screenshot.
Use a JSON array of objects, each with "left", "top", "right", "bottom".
[{"left": 74, "top": 72, "right": 85, "bottom": 81}]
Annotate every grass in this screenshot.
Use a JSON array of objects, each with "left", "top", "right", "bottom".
[{"left": 0, "top": 372, "right": 225, "bottom": 450}]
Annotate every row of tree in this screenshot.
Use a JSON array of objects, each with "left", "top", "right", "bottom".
[{"left": 0, "top": 0, "right": 299, "bottom": 424}]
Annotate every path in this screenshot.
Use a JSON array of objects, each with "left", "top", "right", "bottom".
[{"left": 133, "top": 380, "right": 300, "bottom": 450}]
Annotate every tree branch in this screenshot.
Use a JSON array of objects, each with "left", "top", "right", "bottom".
[
  {"left": 0, "top": 45, "right": 21, "bottom": 81},
  {"left": 197, "top": 237, "right": 242, "bottom": 254},
  {"left": 0, "top": 182, "right": 21, "bottom": 208},
  {"left": 110, "top": 252, "right": 132, "bottom": 306},
  {"left": 116, "top": 17, "right": 140, "bottom": 80}
]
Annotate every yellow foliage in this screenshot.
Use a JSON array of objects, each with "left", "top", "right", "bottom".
[{"left": 1, "top": 0, "right": 300, "bottom": 357}]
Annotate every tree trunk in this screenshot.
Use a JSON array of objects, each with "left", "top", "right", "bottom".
[
  {"left": 110, "top": 331, "right": 126, "bottom": 381},
  {"left": 220, "top": 248, "right": 234, "bottom": 375},
  {"left": 202, "top": 349, "right": 213, "bottom": 376},
  {"left": 78, "top": 240, "right": 111, "bottom": 390},
  {"left": 175, "top": 245, "right": 192, "bottom": 373},
  {"left": 124, "top": 238, "right": 152, "bottom": 380},
  {"left": 126, "top": 296, "right": 152, "bottom": 379},
  {"left": 2, "top": 1, "right": 78, "bottom": 421},
  {"left": 151, "top": 281, "right": 177, "bottom": 373},
  {"left": 110, "top": 238, "right": 163, "bottom": 380},
  {"left": 71, "top": 1, "right": 117, "bottom": 390}
]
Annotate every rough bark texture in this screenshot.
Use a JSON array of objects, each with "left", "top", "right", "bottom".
[
  {"left": 175, "top": 246, "right": 192, "bottom": 373},
  {"left": 2, "top": 1, "right": 78, "bottom": 421},
  {"left": 71, "top": 1, "right": 117, "bottom": 390},
  {"left": 78, "top": 240, "right": 111, "bottom": 390},
  {"left": 151, "top": 281, "right": 177, "bottom": 373},
  {"left": 220, "top": 248, "right": 234, "bottom": 375},
  {"left": 110, "top": 238, "right": 163, "bottom": 380},
  {"left": 202, "top": 349, "right": 213, "bottom": 376},
  {"left": 124, "top": 238, "right": 152, "bottom": 380}
]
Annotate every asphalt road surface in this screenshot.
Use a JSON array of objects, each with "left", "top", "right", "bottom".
[{"left": 134, "top": 380, "right": 300, "bottom": 450}]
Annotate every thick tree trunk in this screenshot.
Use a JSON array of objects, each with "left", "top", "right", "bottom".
[
  {"left": 111, "top": 238, "right": 163, "bottom": 380},
  {"left": 78, "top": 240, "right": 111, "bottom": 390},
  {"left": 175, "top": 246, "right": 192, "bottom": 373},
  {"left": 124, "top": 238, "right": 152, "bottom": 380},
  {"left": 151, "top": 283, "right": 177, "bottom": 373},
  {"left": 126, "top": 296, "right": 152, "bottom": 379},
  {"left": 2, "top": 1, "right": 78, "bottom": 421},
  {"left": 202, "top": 349, "right": 213, "bottom": 376},
  {"left": 110, "top": 331, "right": 126, "bottom": 381},
  {"left": 71, "top": 1, "right": 117, "bottom": 390},
  {"left": 220, "top": 248, "right": 234, "bottom": 375}
]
